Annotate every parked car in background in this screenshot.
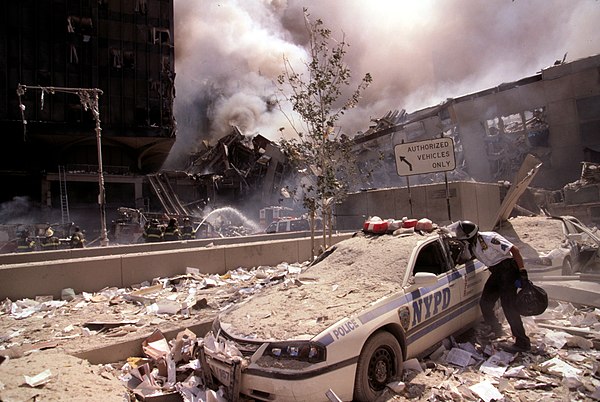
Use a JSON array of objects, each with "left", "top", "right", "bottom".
[
  {"left": 199, "top": 229, "right": 488, "bottom": 401},
  {"left": 497, "top": 215, "right": 597, "bottom": 276},
  {"left": 265, "top": 216, "right": 323, "bottom": 234}
]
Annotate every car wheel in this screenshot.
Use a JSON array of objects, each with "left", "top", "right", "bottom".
[
  {"left": 353, "top": 331, "right": 403, "bottom": 402},
  {"left": 561, "top": 257, "right": 573, "bottom": 275}
]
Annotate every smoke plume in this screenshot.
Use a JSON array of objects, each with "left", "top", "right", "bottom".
[{"left": 165, "top": 0, "right": 600, "bottom": 169}]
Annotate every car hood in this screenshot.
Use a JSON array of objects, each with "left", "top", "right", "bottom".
[{"left": 217, "top": 232, "right": 429, "bottom": 341}]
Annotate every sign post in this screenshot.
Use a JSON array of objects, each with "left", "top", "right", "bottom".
[{"left": 394, "top": 137, "right": 456, "bottom": 220}]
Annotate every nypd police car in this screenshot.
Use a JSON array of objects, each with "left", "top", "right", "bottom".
[{"left": 199, "top": 229, "right": 488, "bottom": 401}]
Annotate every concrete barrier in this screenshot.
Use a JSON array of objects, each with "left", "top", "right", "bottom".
[
  {"left": 0, "top": 233, "right": 354, "bottom": 300},
  {"left": 0, "top": 230, "right": 352, "bottom": 265}
]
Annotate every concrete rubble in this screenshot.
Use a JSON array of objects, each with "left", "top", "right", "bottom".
[
  {"left": 3, "top": 233, "right": 600, "bottom": 400},
  {"left": 4, "top": 270, "right": 600, "bottom": 401}
]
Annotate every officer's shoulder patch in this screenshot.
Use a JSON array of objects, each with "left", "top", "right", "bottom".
[{"left": 491, "top": 237, "right": 501, "bottom": 245}]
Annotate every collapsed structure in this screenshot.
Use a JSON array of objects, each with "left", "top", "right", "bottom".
[{"left": 1, "top": 0, "right": 600, "bottom": 243}]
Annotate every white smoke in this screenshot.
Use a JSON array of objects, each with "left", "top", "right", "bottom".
[{"left": 165, "top": 0, "right": 600, "bottom": 168}]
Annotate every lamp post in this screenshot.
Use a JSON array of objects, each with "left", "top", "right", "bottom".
[{"left": 16, "top": 84, "right": 109, "bottom": 246}]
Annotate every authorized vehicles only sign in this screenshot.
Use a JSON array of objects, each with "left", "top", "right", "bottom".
[{"left": 394, "top": 137, "right": 456, "bottom": 176}]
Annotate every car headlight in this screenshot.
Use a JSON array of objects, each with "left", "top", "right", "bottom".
[{"left": 265, "top": 341, "right": 326, "bottom": 363}]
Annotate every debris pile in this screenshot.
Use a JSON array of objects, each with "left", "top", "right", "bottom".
[
  {"left": 110, "top": 300, "right": 600, "bottom": 402},
  {"left": 377, "top": 300, "right": 600, "bottom": 401},
  {"left": 0, "top": 262, "right": 305, "bottom": 358},
  {"left": 2, "top": 216, "right": 600, "bottom": 401}
]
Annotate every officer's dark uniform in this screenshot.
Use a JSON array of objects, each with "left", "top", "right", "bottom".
[{"left": 457, "top": 220, "right": 530, "bottom": 352}]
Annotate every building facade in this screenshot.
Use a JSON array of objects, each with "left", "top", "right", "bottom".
[
  {"left": 0, "top": 0, "right": 176, "bottom": 229},
  {"left": 352, "top": 54, "right": 600, "bottom": 192}
]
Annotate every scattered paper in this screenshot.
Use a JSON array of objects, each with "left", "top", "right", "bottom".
[
  {"left": 469, "top": 380, "right": 503, "bottom": 402},
  {"left": 445, "top": 347, "right": 473, "bottom": 367},
  {"left": 541, "top": 357, "right": 582, "bottom": 378},
  {"left": 24, "top": 369, "right": 53, "bottom": 387}
]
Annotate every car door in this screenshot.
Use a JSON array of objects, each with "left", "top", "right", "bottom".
[
  {"left": 406, "top": 238, "right": 466, "bottom": 357},
  {"left": 442, "top": 235, "right": 488, "bottom": 329}
]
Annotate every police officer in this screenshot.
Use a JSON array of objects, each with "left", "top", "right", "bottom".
[
  {"left": 455, "top": 220, "right": 530, "bottom": 352},
  {"left": 181, "top": 218, "right": 196, "bottom": 240},
  {"left": 163, "top": 218, "right": 181, "bottom": 241},
  {"left": 143, "top": 219, "right": 163, "bottom": 242}
]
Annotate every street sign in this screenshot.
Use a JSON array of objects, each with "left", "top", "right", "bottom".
[{"left": 394, "top": 137, "right": 456, "bottom": 176}]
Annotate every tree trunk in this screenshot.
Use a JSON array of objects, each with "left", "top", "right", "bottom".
[{"left": 310, "top": 210, "right": 315, "bottom": 262}]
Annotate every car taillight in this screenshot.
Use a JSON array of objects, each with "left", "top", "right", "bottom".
[{"left": 266, "top": 342, "right": 326, "bottom": 363}]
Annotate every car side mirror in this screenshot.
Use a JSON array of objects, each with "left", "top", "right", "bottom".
[
  {"left": 413, "top": 272, "right": 438, "bottom": 286},
  {"left": 567, "top": 233, "right": 583, "bottom": 242}
]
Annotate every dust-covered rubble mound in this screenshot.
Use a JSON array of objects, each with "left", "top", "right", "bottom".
[{"left": 496, "top": 216, "right": 568, "bottom": 260}]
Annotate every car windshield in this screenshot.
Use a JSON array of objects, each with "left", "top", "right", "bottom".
[{"left": 265, "top": 223, "right": 277, "bottom": 233}]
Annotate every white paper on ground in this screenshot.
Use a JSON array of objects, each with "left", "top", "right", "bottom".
[
  {"left": 445, "top": 347, "right": 473, "bottom": 367},
  {"left": 469, "top": 380, "right": 503, "bottom": 402},
  {"left": 24, "top": 369, "right": 52, "bottom": 387}
]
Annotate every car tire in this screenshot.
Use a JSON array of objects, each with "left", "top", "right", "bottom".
[
  {"left": 353, "top": 331, "right": 403, "bottom": 402},
  {"left": 561, "top": 257, "right": 573, "bottom": 275}
]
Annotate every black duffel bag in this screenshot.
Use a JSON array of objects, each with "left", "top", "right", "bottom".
[{"left": 515, "top": 281, "right": 548, "bottom": 316}]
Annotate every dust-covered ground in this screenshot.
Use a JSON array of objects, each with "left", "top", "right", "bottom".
[{"left": 1, "top": 216, "right": 599, "bottom": 401}]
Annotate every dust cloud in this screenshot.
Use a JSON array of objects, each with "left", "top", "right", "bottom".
[{"left": 165, "top": 0, "right": 600, "bottom": 169}]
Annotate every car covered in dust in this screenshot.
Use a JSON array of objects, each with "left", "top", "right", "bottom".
[
  {"left": 496, "top": 215, "right": 596, "bottom": 276},
  {"left": 199, "top": 229, "right": 489, "bottom": 401}
]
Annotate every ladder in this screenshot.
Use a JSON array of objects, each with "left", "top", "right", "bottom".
[{"left": 58, "top": 165, "right": 70, "bottom": 224}]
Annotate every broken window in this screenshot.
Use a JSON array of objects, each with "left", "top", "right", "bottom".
[
  {"left": 483, "top": 107, "right": 550, "bottom": 180},
  {"left": 135, "top": 0, "right": 148, "bottom": 14},
  {"left": 123, "top": 51, "right": 135, "bottom": 69},
  {"left": 524, "top": 109, "right": 549, "bottom": 147},
  {"left": 152, "top": 28, "right": 171, "bottom": 45},
  {"left": 111, "top": 48, "right": 122, "bottom": 69},
  {"left": 69, "top": 44, "right": 79, "bottom": 64},
  {"left": 67, "top": 16, "right": 93, "bottom": 37}
]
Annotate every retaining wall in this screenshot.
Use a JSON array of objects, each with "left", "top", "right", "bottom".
[{"left": 0, "top": 233, "right": 353, "bottom": 300}]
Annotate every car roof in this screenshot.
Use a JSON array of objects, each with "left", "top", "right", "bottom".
[{"left": 219, "top": 231, "right": 436, "bottom": 340}]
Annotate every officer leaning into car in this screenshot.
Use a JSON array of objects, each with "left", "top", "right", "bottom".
[{"left": 455, "top": 220, "right": 531, "bottom": 353}]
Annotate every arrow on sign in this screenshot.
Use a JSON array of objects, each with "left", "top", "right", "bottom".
[{"left": 399, "top": 156, "right": 412, "bottom": 171}]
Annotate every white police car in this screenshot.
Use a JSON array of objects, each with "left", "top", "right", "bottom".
[{"left": 199, "top": 230, "right": 488, "bottom": 401}]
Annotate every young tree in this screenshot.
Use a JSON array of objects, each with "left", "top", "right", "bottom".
[{"left": 277, "top": 8, "right": 372, "bottom": 258}]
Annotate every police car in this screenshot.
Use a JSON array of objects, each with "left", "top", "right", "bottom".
[{"left": 200, "top": 230, "right": 488, "bottom": 401}]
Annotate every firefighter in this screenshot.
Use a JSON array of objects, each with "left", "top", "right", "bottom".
[
  {"left": 70, "top": 227, "right": 85, "bottom": 248},
  {"left": 41, "top": 227, "right": 60, "bottom": 250},
  {"left": 16, "top": 230, "right": 35, "bottom": 253},
  {"left": 181, "top": 218, "right": 196, "bottom": 240},
  {"left": 163, "top": 218, "right": 181, "bottom": 241},
  {"left": 143, "top": 219, "right": 163, "bottom": 242}
]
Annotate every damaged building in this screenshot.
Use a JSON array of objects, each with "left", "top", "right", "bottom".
[
  {"left": 0, "top": 0, "right": 176, "bottom": 234},
  {"left": 351, "top": 53, "right": 600, "bottom": 192},
  {"left": 143, "top": 127, "right": 291, "bottom": 227}
]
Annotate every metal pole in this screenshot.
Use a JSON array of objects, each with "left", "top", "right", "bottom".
[
  {"left": 445, "top": 171, "right": 452, "bottom": 221},
  {"left": 16, "top": 84, "right": 108, "bottom": 246},
  {"left": 407, "top": 176, "right": 413, "bottom": 217},
  {"left": 92, "top": 91, "right": 109, "bottom": 246}
]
